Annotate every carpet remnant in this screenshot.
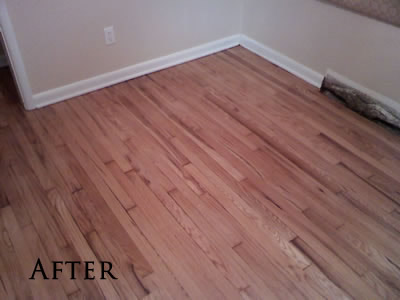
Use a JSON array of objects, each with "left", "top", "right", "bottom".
[
  {"left": 321, "top": 74, "right": 400, "bottom": 131},
  {"left": 321, "top": 0, "right": 400, "bottom": 27}
]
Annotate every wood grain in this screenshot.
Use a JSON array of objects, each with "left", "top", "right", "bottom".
[{"left": 1, "top": 47, "right": 400, "bottom": 299}]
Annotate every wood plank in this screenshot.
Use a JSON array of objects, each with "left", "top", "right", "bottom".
[
  {"left": 0, "top": 207, "right": 32, "bottom": 300},
  {"left": 0, "top": 206, "right": 68, "bottom": 300}
]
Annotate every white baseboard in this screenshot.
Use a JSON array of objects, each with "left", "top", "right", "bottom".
[
  {"left": 30, "top": 33, "right": 398, "bottom": 115},
  {"left": 0, "top": 55, "right": 7, "bottom": 68},
  {"left": 33, "top": 35, "right": 240, "bottom": 108},
  {"left": 239, "top": 35, "right": 324, "bottom": 88},
  {"left": 325, "top": 69, "right": 400, "bottom": 116}
]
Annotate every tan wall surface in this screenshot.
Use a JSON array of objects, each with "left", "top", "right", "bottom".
[
  {"left": 242, "top": 0, "right": 400, "bottom": 102},
  {"left": 5, "top": 0, "right": 242, "bottom": 94}
]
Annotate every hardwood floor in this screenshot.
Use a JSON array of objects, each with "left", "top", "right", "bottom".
[{"left": 1, "top": 46, "right": 400, "bottom": 299}]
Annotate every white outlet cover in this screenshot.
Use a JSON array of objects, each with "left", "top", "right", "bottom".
[{"left": 104, "top": 26, "right": 116, "bottom": 45}]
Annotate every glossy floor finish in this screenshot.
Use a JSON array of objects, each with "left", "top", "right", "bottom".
[{"left": 1, "top": 47, "right": 400, "bottom": 299}]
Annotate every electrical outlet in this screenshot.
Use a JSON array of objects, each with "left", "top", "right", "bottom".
[{"left": 104, "top": 26, "right": 116, "bottom": 45}]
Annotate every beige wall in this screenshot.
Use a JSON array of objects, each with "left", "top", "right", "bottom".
[
  {"left": 5, "top": 0, "right": 242, "bottom": 94},
  {"left": 242, "top": 0, "right": 400, "bottom": 102},
  {"left": 5, "top": 0, "right": 399, "bottom": 104}
]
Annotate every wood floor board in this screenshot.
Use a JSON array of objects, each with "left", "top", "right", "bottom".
[
  {"left": 2, "top": 206, "right": 69, "bottom": 300},
  {"left": 211, "top": 51, "right": 400, "bottom": 182},
  {"left": 1, "top": 47, "right": 399, "bottom": 299},
  {"left": 362, "top": 270, "right": 400, "bottom": 300},
  {"left": 144, "top": 66, "right": 334, "bottom": 216},
  {"left": 202, "top": 52, "right": 398, "bottom": 176},
  {"left": 226, "top": 47, "right": 400, "bottom": 153},
  {"left": 127, "top": 203, "right": 243, "bottom": 300},
  {"left": 0, "top": 135, "right": 33, "bottom": 228},
  {"left": 128, "top": 77, "right": 251, "bottom": 182},
  {"left": 145, "top": 68, "right": 400, "bottom": 237},
  {"left": 179, "top": 54, "right": 400, "bottom": 237},
  {"left": 0, "top": 207, "right": 33, "bottom": 299}
]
